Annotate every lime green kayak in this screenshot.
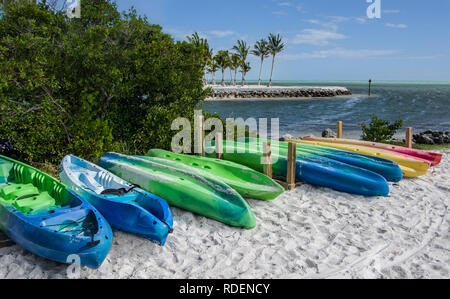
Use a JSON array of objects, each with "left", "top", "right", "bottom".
[
  {"left": 98, "top": 153, "right": 256, "bottom": 229},
  {"left": 145, "top": 149, "right": 284, "bottom": 200}
]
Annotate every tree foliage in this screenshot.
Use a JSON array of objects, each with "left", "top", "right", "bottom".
[
  {"left": 360, "top": 114, "right": 404, "bottom": 143},
  {"left": 0, "top": 0, "right": 208, "bottom": 163}
]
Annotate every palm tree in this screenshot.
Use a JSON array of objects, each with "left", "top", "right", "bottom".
[
  {"left": 251, "top": 39, "right": 270, "bottom": 86},
  {"left": 187, "top": 32, "right": 211, "bottom": 84},
  {"left": 208, "top": 52, "right": 218, "bottom": 85},
  {"left": 240, "top": 62, "right": 251, "bottom": 86},
  {"left": 267, "top": 33, "right": 285, "bottom": 87},
  {"left": 232, "top": 40, "right": 250, "bottom": 86},
  {"left": 215, "top": 50, "right": 229, "bottom": 86},
  {"left": 231, "top": 53, "right": 241, "bottom": 86}
]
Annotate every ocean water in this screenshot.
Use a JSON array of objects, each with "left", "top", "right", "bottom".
[{"left": 202, "top": 81, "right": 450, "bottom": 139}]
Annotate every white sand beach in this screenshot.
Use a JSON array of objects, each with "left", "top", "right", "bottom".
[{"left": 1, "top": 150, "right": 448, "bottom": 279}]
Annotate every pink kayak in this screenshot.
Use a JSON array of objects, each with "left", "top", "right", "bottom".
[{"left": 302, "top": 137, "right": 443, "bottom": 167}]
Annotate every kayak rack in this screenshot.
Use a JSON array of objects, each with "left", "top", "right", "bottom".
[
  {"left": 210, "top": 133, "right": 299, "bottom": 191},
  {"left": 337, "top": 121, "right": 413, "bottom": 148},
  {"left": 261, "top": 141, "right": 298, "bottom": 191}
]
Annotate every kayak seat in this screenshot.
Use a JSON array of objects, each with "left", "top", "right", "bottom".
[
  {"left": 13, "top": 191, "right": 56, "bottom": 214},
  {"left": 78, "top": 173, "right": 104, "bottom": 194}
]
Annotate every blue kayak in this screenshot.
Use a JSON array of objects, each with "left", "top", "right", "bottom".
[
  {"left": 240, "top": 138, "right": 403, "bottom": 182},
  {"left": 59, "top": 155, "right": 173, "bottom": 245},
  {"left": 206, "top": 141, "right": 390, "bottom": 197},
  {"left": 0, "top": 155, "right": 112, "bottom": 269}
]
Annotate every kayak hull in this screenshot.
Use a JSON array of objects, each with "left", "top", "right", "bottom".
[
  {"left": 145, "top": 149, "right": 284, "bottom": 200},
  {"left": 295, "top": 140, "right": 430, "bottom": 178},
  {"left": 98, "top": 153, "right": 256, "bottom": 229},
  {"left": 206, "top": 141, "right": 390, "bottom": 197},
  {"left": 303, "top": 137, "right": 442, "bottom": 167},
  {"left": 0, "top": 155, "right": 112, "bottom": 269},
  {"left": 59, "top": 155, "right": 173, "bottom": 245},
  {"left": 240, "top": 138, "right": 403, "bottom": 182}
]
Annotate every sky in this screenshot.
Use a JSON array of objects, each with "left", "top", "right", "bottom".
[{"left": 115, "top": 0, "right": 450, "bottom": 81}]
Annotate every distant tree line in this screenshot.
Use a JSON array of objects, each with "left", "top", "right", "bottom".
[{"left": 186, "top": 32, "right": 285, "bottom": 87}]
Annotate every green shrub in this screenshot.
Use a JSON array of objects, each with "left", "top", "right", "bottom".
[
  {"left": 360, "top": 115, "right": 403, "bottom": 143},
  {"left": 0, "top": 0, "right": 208, "bottom": 164}
]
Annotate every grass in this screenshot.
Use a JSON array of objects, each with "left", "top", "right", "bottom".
[{"left": 29, "top": 161, "right": 60, "bottom": 180}]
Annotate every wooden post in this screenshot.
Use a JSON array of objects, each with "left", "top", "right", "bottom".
[
  {"left": 215, "top": 132, "right": 223, "bottom": 159},
  {"left": 200, "top": 115, "right": 205, "bottom": 157},
  {"left": 406, "top": 127, "right": 413, "bottom": 148},
  {"left": 263, "top": 141, "right": 272, "bottom": 178},
  {"left": 368, "top": 79, "right": 372, "bottom": 96},
  {"left": 286, "top": 142, "right": 296, "bottom": 190},
  {"left": 337, "top": 121, "right": 343, "bottom": 139}
]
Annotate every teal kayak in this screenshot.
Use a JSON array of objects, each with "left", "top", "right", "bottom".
[
  {"left": 144, "top": 149, "right": 284, "bottom": 200},
  {"left": 98, "top": 153, "right": 256, "bottom": 229}
]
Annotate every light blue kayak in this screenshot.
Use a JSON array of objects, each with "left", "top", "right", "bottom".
[{"left": 59, "top": 155, "right": 173, "bottom": 245}]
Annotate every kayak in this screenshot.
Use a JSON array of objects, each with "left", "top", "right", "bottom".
[
  {"left": 205, "top": 141, "right": 390, "bottom": 197},
  {"left": 145, "top": 149, "right": 284, "bottom": 200},
  {"left": 302, "top": 137, "right": 443, "bottom": 167},
  {"left": 59, "top": 155, "right": 173, "bottom": 245},
  {"left": 0, "top": 155, "right": 112, "bottom": 269},
  {"left": 239, "top": 138, "right": 403, "bottom": 182},
  {"left": 294, "top": 139, "right": 430, "bottom": 178},
  {"left": 98, "top": 153, "right": 256, "bottom": 229}
]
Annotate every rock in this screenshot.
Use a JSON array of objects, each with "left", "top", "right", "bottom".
[
  {"left": 414, "top": 134, "right": 434, "bottom": 144},
  {"left": 322, "top": 128, "right": 337, "bottom": 138},
  {"left": 208, "top": 86, "right": 352, "bottom": 99},
  {"left": 280, "top": 134, "right": 294, "bottom": 141}
]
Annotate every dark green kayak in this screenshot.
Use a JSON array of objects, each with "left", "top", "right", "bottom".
[{"left": 145, "top": 149, "right": 284, "bottom": 200}]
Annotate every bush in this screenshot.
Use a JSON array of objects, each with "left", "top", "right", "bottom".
[
  {"left": 360, "top": 115, "right": 403, "bottom": 143},
  {"left": 0, "top": 0, "right": 208, "bottom": 164}
]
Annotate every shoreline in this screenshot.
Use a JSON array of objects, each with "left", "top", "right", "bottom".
[{"left": 205, "top": 85, "right": 352, "bottom": 100}]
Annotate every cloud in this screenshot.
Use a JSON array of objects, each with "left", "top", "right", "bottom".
[
  {"left": 280, "top": 48, "right": 401, "bottom": 60},
  {"left": 166, "top": 28, "right": 242, "bottom": 41},
  {"left": 291, "top": 29, "right": 347, "bottom": 46},
  {"left": 208, "top": 30, "right": 237, "bottom": 38},
  {"left": 272, "top": 10, "right": 288, "bottom": 16},
  {"left": 386, "top": 23, "right": 408, "bottom": 29},
  {"left": 278, "top": 2, "right": 293, "bottom": 7}
]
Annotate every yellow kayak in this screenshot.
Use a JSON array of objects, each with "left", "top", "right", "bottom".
[{"left": 287, "top": 139, "right": 430, "bottom": 178}]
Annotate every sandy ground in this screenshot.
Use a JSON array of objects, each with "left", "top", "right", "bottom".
[{"left": 1, "top": 151, "right": 448, "bottom": 279}]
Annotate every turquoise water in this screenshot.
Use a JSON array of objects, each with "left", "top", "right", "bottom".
[{"left": 202, "top": 81, "right": 450, "bottom": 139}]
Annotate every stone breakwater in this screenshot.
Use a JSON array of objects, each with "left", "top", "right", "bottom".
[{"left": 207, "top": 86, "right": 352, "bottom": 99}]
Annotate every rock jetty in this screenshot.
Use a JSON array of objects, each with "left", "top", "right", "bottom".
[
  {"left": 207, "top": 86, "right": 352, "bottom": 99},
  {"left": 413, "top": 130, "right": 450, "bottom": 145}
]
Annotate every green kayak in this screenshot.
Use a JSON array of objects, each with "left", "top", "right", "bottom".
[
  {"left": 98, "top": 153, "right": 256, "bottom": 229},
  {"left": 145, "top": 149, "right": 284, "bottom": 200}
]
